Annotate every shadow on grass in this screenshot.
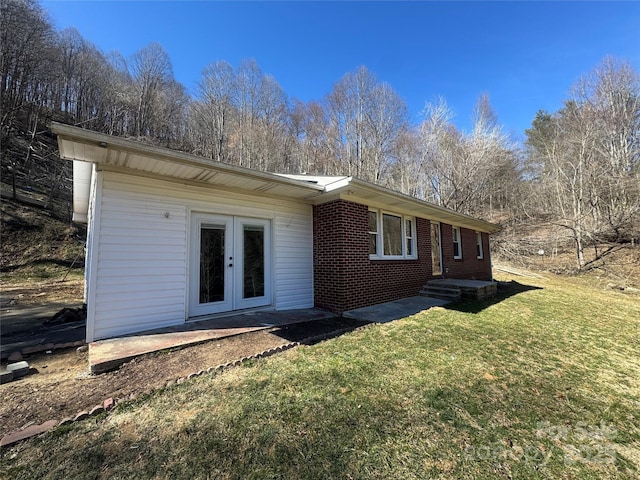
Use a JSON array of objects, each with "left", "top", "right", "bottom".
[
  {"left": 271, "top": 317, "right": 371, "bottom": 344},
  {"left": 2, "top": 258, "right": 85, "bottom": 273},
  {"left": 445, "top": 280, "right": 543, "bottom": 314}
]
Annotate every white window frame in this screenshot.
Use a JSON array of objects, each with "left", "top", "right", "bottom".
[
  {"left": 368, "top": 210, "right": 379, "bottom": 256},
  {"left": 405, "top": 217, "right": 415, "bottom": 257},
  {"left": 476, "top": 231, "right": 484, "bottom": 259},
  {"left": 368, "top": 209, "right": 417, "bottom": 260},
  {"left": 452, "top": 226, "right": 462, "bottom": 259}
]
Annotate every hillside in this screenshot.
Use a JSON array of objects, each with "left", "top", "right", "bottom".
[
  {"left": 2, "top": 125, "right": 639, "bottom": 299},
  {"left": 1, "top": 109, "right": 638, "bottom": 296},
  {"left": 1, "top": 111, "right": 85, "bottom": 297}
]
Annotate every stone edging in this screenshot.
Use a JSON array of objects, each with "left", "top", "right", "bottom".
[{"left": 0, "top": 324, "right": 367, "bottom": 449}]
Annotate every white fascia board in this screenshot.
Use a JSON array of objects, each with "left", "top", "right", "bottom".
[
  {"left": 323, "top": 178, "right": 501, "bottom": 234},
  {"left": 51, "top": 123, "right": 325, "bottom": 195},
  {"left": 322, "top": 176, "right": 353, "bottom": 192},
  {"left": 276, "top": 174, "right": 352, "bottom": 190}
]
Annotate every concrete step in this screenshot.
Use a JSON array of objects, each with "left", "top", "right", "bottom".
[
  {"left": 426, "top": 279, "right": 498, "bottom": 300},
  {"left": 419, "top": 286, "right": 462, "bottom": 301},
  {"left": 423, "top": 285, "right": 462, "bottom": 294}
]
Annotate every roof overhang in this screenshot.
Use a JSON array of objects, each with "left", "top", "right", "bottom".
[
  {"left": 281, "top": 174, "right": 500, "bottom": 234},
  {"left": 52, "top": 123, "right": 500, "bottom": 233},
  {"left": 52, "top": 123, "right": 325, "bottom": 203}
]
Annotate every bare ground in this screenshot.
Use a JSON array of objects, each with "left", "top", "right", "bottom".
[
  {"left": 0, "top": 277, "right": 84, "bottom": 305},
  {"left": 0, "top": 328, "right": 304, "bottom": 438},
  {"left": 0, "top": 280, "right": 365, "bottom": 439}
]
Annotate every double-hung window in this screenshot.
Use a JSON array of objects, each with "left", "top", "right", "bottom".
[
  {"left": 452, "top": 226, "right": 462, "bottom": 259},
  {"left": 405, "top": 218, "right": 414, "bottom": 257},
  {"left": 476, "top": 231, "right": 484, "bottom": 259},
  {"left": 368, "top": 211, "right": 379, "bottom": 255},
  {"left": 369, "top": 209, "right": 417, "bottom": 259}
]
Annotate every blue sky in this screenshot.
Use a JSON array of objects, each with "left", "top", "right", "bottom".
[{"left": 43, "top": 1, "right": 639, "bottom": 140}]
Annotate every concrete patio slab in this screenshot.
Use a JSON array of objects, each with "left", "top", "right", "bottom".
[
  {"left": 343, "top": 296, "right": 450, "bottom": 323},
  {"left": 89, "top": 308, "right": 336, "bottom": 374}
]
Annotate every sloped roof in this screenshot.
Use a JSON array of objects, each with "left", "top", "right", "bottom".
[{"left": 52, "top": 123, "right": 499, "bottom": 233}]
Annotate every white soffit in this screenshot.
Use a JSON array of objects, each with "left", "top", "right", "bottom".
[
  {"left": 53, "top": 123, "right": 325, "bottom": 202},
  {"left": 52, "top": 123, "right": 499, "bottom": 233},
  {"left": 331, "top": 180, "right": 500, "bottom": 234}
]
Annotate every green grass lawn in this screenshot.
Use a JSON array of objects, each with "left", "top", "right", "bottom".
[{"left": 2, "top": 274, "right": 639, "bottom": 479}]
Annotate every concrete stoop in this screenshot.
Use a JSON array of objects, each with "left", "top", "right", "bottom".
[
  {"left": 423, "top": 279, "right": 498, "bottom": 301},
  {"left": 419, "top": 285, "right": 462, "bottom": 301}
]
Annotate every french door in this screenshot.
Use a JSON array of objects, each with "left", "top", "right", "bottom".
[{"left": 189, "top": 213, "right": 271, "bottom": 317}]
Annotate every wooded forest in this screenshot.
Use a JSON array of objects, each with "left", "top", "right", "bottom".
[{"left": 2, "top": 0, "right": 639, "bottom": 273}]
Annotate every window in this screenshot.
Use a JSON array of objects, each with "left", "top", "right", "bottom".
[
  {"left": 369, "top": 209, "right": 416, "bottom": 259},
  {"left": 476, "top": 231, "right": 484, "bottom": 259},
  {"left": 368, "top": 211, "right": 378, "bottom": 255},
  {"left": 453, "top": 226, "right": 462, "bottom": 259},
  {"left": 405, "top": 218, "right": 414, "bottom": 256},
  {"left": 383, "top": 213, "right": 402, "bottom": 256}
]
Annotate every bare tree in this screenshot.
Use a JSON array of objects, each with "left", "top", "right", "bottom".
[
  {"left": 192, "top": 61, "right": 234, "bottom": 161},
  {"left": 417, "top": 95, "right": 517, "bottom": 217},
  {"left": 525, "top": 57, "right": 640, "bottom": 270},
  {"left": 326, "top": 66, "right": 407, "bottom": 182},
  {"left": 129, "top": 42, "right": 173, "bottom": 138},
  {"left": 0, "top": 0, "right": 55, "bottom": 134},
  {"left": 290, "top": 99, "right": 333, "bottom": 174},
  {"left": 232, "top": 59, "right": 262, "bottom": 168}
]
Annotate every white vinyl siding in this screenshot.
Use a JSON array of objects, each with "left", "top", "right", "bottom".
[
  {"left": 88, "top": 171, "right": 313, "bottom": 341},
  {"left": 273, "top": 214, "right": 313, "bottom": 310}
]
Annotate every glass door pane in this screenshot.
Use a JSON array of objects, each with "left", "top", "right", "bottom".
[
  {"left": 200, "top": 224, "right": 225, "bottom": 303},
  {"left": 431, "top": 223, "right": 442, "bottom": 275},
  {"left": 190, "top": 213, "right": 233, "bottom": 317},
  {"left": 243, "top": 225, "right": 265, "bottom": 299},
  {"left": 235, "top": 218, "right": 270, "bottom": 310}
]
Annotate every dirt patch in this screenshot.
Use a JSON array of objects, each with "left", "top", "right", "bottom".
[
  {"left": 0, "top": 199, "right": 85, "bottom": 279},
  {"left": 0, "top": 318, "right": 367, "bottom": 438},
  {"left": 0, "top": 278, "right": 83, "bottom": 305},
  {"left": 0, "top": 199, "right": 370, "bottom": 440}
]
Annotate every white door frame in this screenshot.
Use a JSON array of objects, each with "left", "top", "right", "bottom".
[
  {"left": 188, "top": 212, "right": 272, "bottom": 318},
  {"left": 234, "top": 217, "right": 271, "bottom": 310},
  {"left": 189, "top": 213, "right": 233, "bottom": 317}
]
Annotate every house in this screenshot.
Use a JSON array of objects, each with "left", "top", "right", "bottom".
[{"left": 52, "top": 123, "right": 500, "bottom": 342}]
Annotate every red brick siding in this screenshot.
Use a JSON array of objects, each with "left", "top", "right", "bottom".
[
  {"left": 313, "top": 199, "right": 431, "bottom": 312},
  {"left": 313, "top": 200, "right": 492, "bottom": 312},
  {"left": 440, "top": 224, "right": 492, "bottom": 280}
]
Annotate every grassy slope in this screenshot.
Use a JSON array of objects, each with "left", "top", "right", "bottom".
[
  {"left": 1, "top": 274, "right": 638, "bottom": 479},
  {"left": 1, "top": 198, "right": 85, "bottom": 303}
]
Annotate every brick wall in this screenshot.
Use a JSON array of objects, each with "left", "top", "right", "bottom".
[
  {"left": 313, "top": 200, "right": 492, "bottom": 313},
  {"left": 313, "top": 200, "right": 430, "bottom": 313},
  {"left": 440, "top": 224, "right": 492, "bottom": 280}
]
